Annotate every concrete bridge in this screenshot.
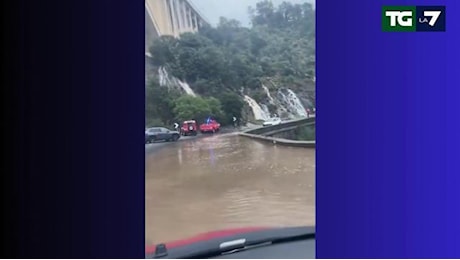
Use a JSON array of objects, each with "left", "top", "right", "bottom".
[
  {"left": 145, "top": 0, "right": 209, "bottom": 54},
  {"left": 240, "top": 117, "right": 316, "bottom": 148},
  {"left": 145, "top": 0, "right": 209, "bottom": 83}
]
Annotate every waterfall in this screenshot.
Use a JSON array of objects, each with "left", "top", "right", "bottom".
[
  {"left": 244, "top": 95, "right": 270, "bottom": 121},
  {"left": 158, "top": 67, "right": 197, "bottom": 97},
  {"left": 265, "top": 79, "right": 298, "bottom": 118},
  {"left": 262, "top": 84, "right": 275, "bottom": 104},
  {"left": 158, "top": 67, "right": 170, "bottom": 86},
  {"left": 261, "top": 104, "right": 271, "bottom": 117},
  {"left": 177, "top": 81, "right": 197, "bottom": 97},
  {"left": 277, "top": 89, "right": 308, "bottom": 118}
]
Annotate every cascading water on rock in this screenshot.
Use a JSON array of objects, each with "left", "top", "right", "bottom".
[
  {"left": 177, "top": 81, "right": 196, "bottom": 97},
  {"left": 277, "top": 89, "right": 308, "bottom": 118},
  {"left": 286, "top": 89, "right": 308, "bottom": 117},
  {"left": 261, "top": 104, "right": 271, "bottom": 117},
  {"left": 158, "top": 67, "right": 197, "bottom": 97},
  {"left": 262, "top": 84, "right": 275, "bottom": 104},
  {"left": 244, "top": 95, "right": 270, "bottom": 121}
]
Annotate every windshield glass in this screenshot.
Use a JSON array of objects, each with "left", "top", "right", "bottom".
[{"left": 145, "top": 0, "right": 316, "bottom": 253}]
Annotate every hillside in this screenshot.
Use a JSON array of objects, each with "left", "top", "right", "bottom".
[{"left": 146, "top": 0, "right": 315, "bottom": 127}]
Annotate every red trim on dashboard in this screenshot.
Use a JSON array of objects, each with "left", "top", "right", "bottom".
[{"left": 145, "top": 227, "right": 270, "bottom": 254}]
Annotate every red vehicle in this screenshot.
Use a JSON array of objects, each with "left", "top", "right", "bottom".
[
  {"left": 145, "top": 226, "right": 315, "bottom": 259},
  {"left": 199, "top": 119, "right": 220, "bottom": 133},
  {"left": 180, "top": 120, "right": 198, "bottom": 136}
]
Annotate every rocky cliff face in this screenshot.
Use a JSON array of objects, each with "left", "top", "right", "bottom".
[{"left": 148, "top": 65, "right": 315, "bottom": 122}]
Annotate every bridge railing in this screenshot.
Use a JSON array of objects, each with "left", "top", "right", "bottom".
[
  {"left": 245, "top": 117, "right": 316, "bottom": 136},
  {"left": 239, "top": 117, "right": 316, "bottom": 148}
]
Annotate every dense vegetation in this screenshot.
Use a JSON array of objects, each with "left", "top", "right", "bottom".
[
  {"left": 294, "top": 125, "right": 316, "bottom": 141},
  {"left": 146, "top": 0, "right": 315, "bottom": 127}
]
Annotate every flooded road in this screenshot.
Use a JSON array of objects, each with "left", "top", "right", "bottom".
[{"left": 145, "top": 133, "right": 315, "bottom": 244}]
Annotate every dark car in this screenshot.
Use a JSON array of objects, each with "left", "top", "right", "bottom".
[{"left": 145, "top": 127, "right": 181, "bottom": 143}]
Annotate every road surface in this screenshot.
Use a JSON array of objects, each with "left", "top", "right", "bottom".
[
  {"left": 145, "top": 133, "right": 315, "bottom": 244},
  {"left": 145, "top": 126, "right": 256, "bottom": 154}
]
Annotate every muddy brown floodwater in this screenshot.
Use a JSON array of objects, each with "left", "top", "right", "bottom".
[{"left": 145, "top": 133, "right": 315, "bottom": 244}]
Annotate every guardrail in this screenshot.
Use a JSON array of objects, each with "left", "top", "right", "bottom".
[
  {"left": 245, "top": 117, "right": 316, "bottom": 135},
  {"left": 239, "top": 117, "right": 316, "bottom": 148}
]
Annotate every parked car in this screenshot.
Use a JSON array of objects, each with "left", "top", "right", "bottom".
[
  {"left": 200, "top": 119, "right": 220, "bottom": 133},
  {"left": 145, "top": 127, "right": 180, "bottom": 143},
  {"left": 263, "top": 117, "right": 282, "bottom": 126},
  {"left": 180, "top": 120, "right": 198, "bottom": 136}
]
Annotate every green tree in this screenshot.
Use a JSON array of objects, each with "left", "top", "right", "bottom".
[
  {"left": 173, "top": 96, "right": 216, "bottom": 123},
  {"left": 218, "top": 92, "right": 245, "bottom": 124},
  {"left": 149, "top": 36, "right": 178, "bottom": 66},
  {"left": 205, "top": 97, "right": 224, "bottom": 119},
  {"left": 145, "top": 78, "right": 180, "bottom": 126}
]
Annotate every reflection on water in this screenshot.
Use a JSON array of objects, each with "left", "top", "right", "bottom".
[{"left": 145, "top": 134, "right": 315, "bottom": 244}]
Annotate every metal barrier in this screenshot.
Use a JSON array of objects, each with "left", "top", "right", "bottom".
[
  {"left": 239, "top": 117, "right": 316, "bottom": 148},
  {"left": 245, "top": 117, "right": 316, "bottom": 135}
]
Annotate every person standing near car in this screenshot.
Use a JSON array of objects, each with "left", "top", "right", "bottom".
[{"left": 174, "top": 122, "right": 179, "bottom": 131}]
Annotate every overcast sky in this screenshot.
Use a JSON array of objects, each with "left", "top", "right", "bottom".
[{"left": 189, "top": 0, "right": 315, "bottom": 28}]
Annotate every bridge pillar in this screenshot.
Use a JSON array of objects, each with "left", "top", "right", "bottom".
[
  {"left": 165, "top": 0, "right": 173, "bottom": 36},
  {"left": 193, "top": 13, "right": 198, "bottom": 30},
  {"left": 177, "top": 0, "right": 184, "bottom": 35},
  {"left": 169, "top": 0, "right": 179, "bottom": 36},
  {"left": 181, "top": 0, "right": 188, "bottom": 33},
  {"left": 187, "top": 7, "right": 193, "bottom": 31}
]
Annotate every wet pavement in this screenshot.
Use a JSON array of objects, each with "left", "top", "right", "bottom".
[{"left": 145, "top": 133, "right": 315, "bottom": 244}]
